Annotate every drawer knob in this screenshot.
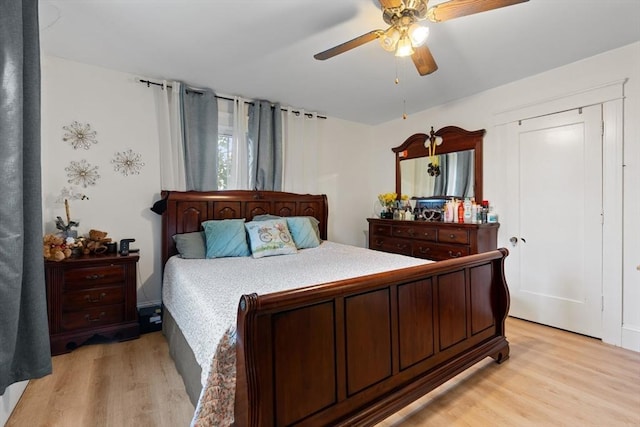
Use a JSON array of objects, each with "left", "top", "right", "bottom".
[
  {"left": 449, "top": 234, "right": 455, "bottom": 239},
  {"left": 419, "top": 247, "right": 430, "bottom": 253},
  {"left": 407, "top": 229, "right": 415, "bottom": 236},
  {"left": 85, "top": 274, "right": 106, "bottom": 280},
  {"left": 374, "top": 239, "right": 384, "bottom": 247},
  {"left": 84, "top": 292, "right": 106, "bottom": 303},
  {"left": 448, "top": 250, "right": 462, "bottom": 258},
  {"left": 396, "top": 243, "right": 407, "bottom": 250},
  {"left": 84, "top": 312, "right": 106, "bottom": 323}
]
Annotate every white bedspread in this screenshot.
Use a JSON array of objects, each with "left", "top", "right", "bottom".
[{"left": 162, "top": 241, "right": 432, "bottom": 387}]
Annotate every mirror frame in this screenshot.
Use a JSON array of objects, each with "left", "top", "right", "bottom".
[{"left": 392, "top": 126, "right": 486, "bottom": 202}]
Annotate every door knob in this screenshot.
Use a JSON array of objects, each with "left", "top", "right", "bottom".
[{"left": 509, "top": 236, "right": 518, "bottom": 246}]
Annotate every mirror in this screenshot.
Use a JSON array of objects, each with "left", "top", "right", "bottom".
[
  {"left": 393, "top": 126, "right": 485, "bottom": 202},
  {"left": 400, "top": 149, "right": 475, "bottom": 199}
]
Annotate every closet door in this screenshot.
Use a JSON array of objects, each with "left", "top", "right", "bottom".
[{"left": 505, "top": 105, "right": 603, "bottom": 338}]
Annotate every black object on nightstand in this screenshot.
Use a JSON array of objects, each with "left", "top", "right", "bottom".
[{"left": 44, "top": 253, "right": 140, "bottom": 355}]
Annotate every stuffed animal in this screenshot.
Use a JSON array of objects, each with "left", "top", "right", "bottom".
[
  {"left": 43, "top": 234, "right": 70, "bottom": 261},
  {"left": 84, "top": 229, "right": 112, "bottom": 254}
]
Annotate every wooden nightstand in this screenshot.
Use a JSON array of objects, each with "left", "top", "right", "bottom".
[{"left": 45, "top": 253, "right": 140, "bottom": 355}]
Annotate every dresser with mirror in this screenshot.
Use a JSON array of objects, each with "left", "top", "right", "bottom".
[{"left": 368, "top": 126, "right": 499, "bottom": 261}]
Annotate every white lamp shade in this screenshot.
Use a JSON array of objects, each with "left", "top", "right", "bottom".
[
  {"left": 408, "top": 23, "right": 429, "bottom": 47},
  {"left": 395, "top": 36, "right": 415, "bottom": 57}
]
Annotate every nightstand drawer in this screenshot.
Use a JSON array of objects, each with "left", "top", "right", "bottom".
[
  {"left": 61, "top": 305, "right": 124, "bottom": 331},
  {"left": 62, "top": 285, "right": 124, "bottom": 311},
  {"left": 64, "top": 264, "right": 125, "bottom": 290},
  {"left": 438, "top": 228, "right": 470, "bottom": 244}
]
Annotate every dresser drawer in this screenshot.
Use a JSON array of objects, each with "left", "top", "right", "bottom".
[
  {"left": 412, "top": 242, "right": 470, "bottom": 261},
  {"left": 370, "top": 236, "right": 412, "bottom": 256},
  {"left": 391, "top": 225, "right": 420, "bottom": 239},
  {"left": 64, "top": 264, "right": 125, "bottom": 290},
  {"left": 410, "top": 226, "right": 437, "bottom": 242},
  {"left": 61, "top": 304, "right": 124, "bottom": 331},
  {"left": 62, "top": 285, "right": 124, "bottom": 311},
  {"left": 438, "top": 228, "right": 470, "bottom": 244},
  {"left": 370, "top": 223, "right": 392, "bottom": 237}
]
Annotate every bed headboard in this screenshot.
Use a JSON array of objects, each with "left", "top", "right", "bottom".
[{"left": 161, "top": 190, "right": 329, "bottom": 265}]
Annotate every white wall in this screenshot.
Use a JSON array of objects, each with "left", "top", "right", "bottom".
[
  {"left": 0, "top": 381, "right": 27, "bottom": 426},
  {"left": 365, "top": 42, "right": 640, "bottom": 350},
  {"left": 42, "top": 56, "right": 164, "bottom": 307}
]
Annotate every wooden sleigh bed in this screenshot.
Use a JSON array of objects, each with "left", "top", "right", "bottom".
[{"left": 160, "top": 190, "right": 510, "bottom": 426}]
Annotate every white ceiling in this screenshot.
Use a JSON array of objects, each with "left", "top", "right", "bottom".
[{"left": 39, "top": 0, "right": 640, "bottom": 125}]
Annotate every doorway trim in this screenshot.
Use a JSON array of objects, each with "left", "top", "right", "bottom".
[{"left": 493, "top": 80, "right": 625, "bottom": 347}]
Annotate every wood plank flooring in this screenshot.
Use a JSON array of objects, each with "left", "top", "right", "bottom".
[{"left": 7, "top": 317, "right": 640, "bottom": 427}]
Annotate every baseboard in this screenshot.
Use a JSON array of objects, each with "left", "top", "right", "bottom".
[
  {"left": 621, "top": 325, "right": 640, "bottom": 352},
  {"left": 1, "top": 380, "right": 28, "bottom": 427}
]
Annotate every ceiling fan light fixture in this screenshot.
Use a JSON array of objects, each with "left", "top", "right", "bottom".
[
  {"left": 408, "top": 23, "right": 429, "bottom": 47},
  {"left": 379, "top": 27, "right": 401, "bottom": 52},
  {"left": 395, "top": 35, "right": 414, "bottom": 57}
]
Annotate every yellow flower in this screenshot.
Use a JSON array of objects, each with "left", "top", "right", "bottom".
[{"left": 378, "top": 192, "right": 398, "bottom": 207}]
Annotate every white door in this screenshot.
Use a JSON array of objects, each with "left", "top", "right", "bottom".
[{"left": 505, "top": 105, "right": 603, "bottom": 338}]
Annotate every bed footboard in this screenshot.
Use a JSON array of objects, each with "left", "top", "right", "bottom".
[{"left": 235, "top": 248, "right": 510, "bottom": 426}]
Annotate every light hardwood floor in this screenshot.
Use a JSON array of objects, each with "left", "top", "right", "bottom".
[{"left": 7, "top": 317, "right": 640, "bottom": 427}]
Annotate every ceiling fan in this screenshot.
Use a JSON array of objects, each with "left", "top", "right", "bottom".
[{"left": 314, "top": 0, "right": 529, "bottom": 76}]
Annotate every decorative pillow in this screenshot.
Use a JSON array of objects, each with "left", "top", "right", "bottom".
[
  {"left": 286, "top": 217, "right": 322, "bottom": 249},
  {"left": 172, "top": 231, "right": 206, "bottom": 259},
  {"left": 202, "top": 219, "right": 251, "bottom": 258},
  {"left": 244, "top": 219, "right": 297, "bottom": 258},
  {"left": 252, "top": 214, "right": 281, "bottom": 221}
]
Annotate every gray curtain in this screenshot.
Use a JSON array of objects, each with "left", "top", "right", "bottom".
[
  {"left": 433, "top": 154, "right": 448, "bottom": 196},
  {"left": 0, "top": 0, "right": 52, "bottom": 395},
  {"left": 181, "top": 86, "right": 218, "bottom": 191},
  {"left": 248, "top": 100, "right": 283, "bottom": 191},
  {"left": 456, "top": 150, "right": 473, "bottom": 198}
]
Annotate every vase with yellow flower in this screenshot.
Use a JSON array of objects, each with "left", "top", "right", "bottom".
[{"left": 378, "top": 193, "right": 397, "bottom": 219}]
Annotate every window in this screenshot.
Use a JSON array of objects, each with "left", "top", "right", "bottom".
[
  {"left": 218, "top": 104, "right": 234, "bottom": 190},
  {"left": 217, "top": 133, "right": 233, "bottom": 189}
]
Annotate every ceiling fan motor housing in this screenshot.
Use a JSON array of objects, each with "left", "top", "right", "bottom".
[{"left": 382, "top": 0, "right": 428, "bottom": 27}]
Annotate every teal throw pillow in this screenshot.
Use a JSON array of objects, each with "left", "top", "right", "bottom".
[
  {"left": 202, "top": 219, "right": 251, "bottom": 258},
  {"left": 245, "top": 219, "right": 297, "bottom": 258},
  {"left": 286, "top": 217, "right": 321, "bottom": 249}
]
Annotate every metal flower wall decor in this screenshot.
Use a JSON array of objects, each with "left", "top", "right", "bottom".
[
  {"left": 111, "top": 149, "right": 145, "bottom": 176},
  {"left": 65, "top": 159, "right": 100, "bottom": 188},
  {"left": 62, "top": 121, "right": 98, "bottom": 150}
]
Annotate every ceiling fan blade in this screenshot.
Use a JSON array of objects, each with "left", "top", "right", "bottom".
[
  {"left": 314, "top": 30, "right": 382, "bottom": 60},
  {"left": 412, "top": 44, "right": 438, "bottom": 76},
  {"left": 427, "top": 0, "right": 529, "bottom": 23},
  {"left": 378, "top": 0, "right": 403, "bottom": 9}
]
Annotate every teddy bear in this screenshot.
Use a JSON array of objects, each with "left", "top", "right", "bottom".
[
  {"left": 84, "top": 229, "right": 112, "bottom": 254},
  {"left": 43, "top": 233, "right": 71, "bottom": 261}
]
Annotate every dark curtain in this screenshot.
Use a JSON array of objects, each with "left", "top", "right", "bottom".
[
  {"left": 433, "top": 154, "right": 448, "bottom": 196},
  {"left": 248, "top": 100, "right": 283, "bottom": 191},
  {"left": 455, "top": 150, "right": 473, "bottom": 198},
  {"left": 182, "top": 86, "right": 219, "bottom": 191},
  {"left": 0, "top": 0, "right": 52, "bottom": 395}
]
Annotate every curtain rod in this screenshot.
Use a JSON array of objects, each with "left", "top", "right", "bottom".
[{"left": 137, "top": 78, "right": 327, "bottom": 120}]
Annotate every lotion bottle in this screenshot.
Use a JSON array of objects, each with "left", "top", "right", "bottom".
[{"left": 463, "top": 198, "right": 472, "bottom": 223}]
